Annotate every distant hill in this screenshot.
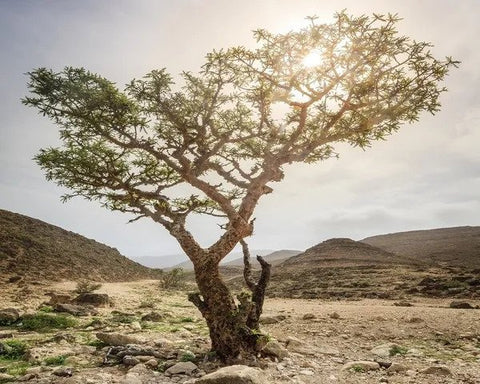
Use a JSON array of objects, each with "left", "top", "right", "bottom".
[
  {"left": 223, "top": 249, "right": 302, "bottom": 267},
  {"left": 131, "top": 254, "right": 187, "bottom": 269},
  {"left": 0, "top": 209, "right": 162, "bottom": 282},
  {"left": 362, "top": 226, "right": 480, "bottom": 268}
]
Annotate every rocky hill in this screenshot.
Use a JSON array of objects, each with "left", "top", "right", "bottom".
[
  {"left": 0, "top": 209, "right": 162, "bottom": 282},
  {"left": 223, "top": 249, "right": 302, "bottom": 267},
  {"left": 361, "top": 226, "right": 480, "bottom": 268}
]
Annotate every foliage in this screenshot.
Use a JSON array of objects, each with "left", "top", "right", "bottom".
[
  {"left": 180, "top": 350, "right": 196, "bottom": 362},
  {"left": 160, "top": 268, "right": 185, "bottom": 290},
  {"left": 38, "top": 305, "right": 54, "bottom": 313},
  {"left": 0, "top": 339, "right": 28, "bottom": 360},
  {"left": 351, "top": 364, "right": 365, "bottom": 373},
  {"left": 389, "top": 345, "right": 409, "bottom": 356},
  {"left": 19, "top": 313, "right": 77, "bottom": 332},
  {"left": 43, "top": 355, "right": 67, "bottom": 366},
  {"left": 74, "top": 280, "right": 103, "bottom": 294}
]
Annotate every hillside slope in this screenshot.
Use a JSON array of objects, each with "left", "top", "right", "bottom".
[
  {"left": 0, "top": 209, "right": 162, "bottom": 282},
  {"left": 362, "top": 226, "right": 480, "bottom": 268}
]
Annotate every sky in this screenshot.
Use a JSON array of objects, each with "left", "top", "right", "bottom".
[{"left": 1, "top": 0, "right": 479, "bottom": 265}]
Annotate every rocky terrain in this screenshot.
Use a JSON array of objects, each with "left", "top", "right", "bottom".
[
  {"left": 0, "top": 209, "right": 162, "bottom": 283},
  {"left": 0, "top": 280, "right": 479, "bottom": 383}
]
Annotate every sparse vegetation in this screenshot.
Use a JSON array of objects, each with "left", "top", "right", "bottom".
[
  {"left": 74, "top": 280, "right": 102, "bottom": 294},
  {"left": 351, "top": 365, "right": 365, "bottom": 373},
  {"left": 44, "top": 355, "right": 67, "bottom": 366},
  {"left": 389, "top": 345, "right": 409, "bottom": 356},
  {"left": 0, "top": 339, "right": 28, "bottom": 360},
  {"left": 159, "top": 268, "right": 185, "bottom": 290},
  {"left": 19, "top": 313, "right": 77, "bottom": 332}
]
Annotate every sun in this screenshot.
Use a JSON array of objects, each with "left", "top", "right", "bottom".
[{"left": 302, "top": 50, "right": 322, "bottom": 67}]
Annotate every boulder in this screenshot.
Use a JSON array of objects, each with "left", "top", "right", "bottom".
[
  {"left": 96, "top": 332, "right": 142, "bottom": 346},
  {"left": 54, "top": 303, "right": 98, "bottom": 316},
  {"left": 449, "top": 301, "right": 474, "bottom": 309},
  {"left": 194, "top": 365, "right": 267, "bottom": 384},
  {"left": 0, "top": 308, "right": 20, "bottom": 325},
  {"left": 421, "top": 365, "right": 452, "bottom": 376},
  {"left": 262, "top": 340, "right": 289, "bottom": 359},
  {"left": 259, "top": 314, "right": 286, "bottom": 324},
  {"left": 141, "top": 312, "right": 163, "bottom": 322},
  {"left": 73, "top": 293, "right": 110, "bottom": 307},
  {"left": 165, "top": 361, "right": 198, "bottom": 376},
  {"left": 370, "top": 343, "right": 401, "bottom": 358},
  {"left": 285, "top": 336, "right": 315, "bottom": 355}
]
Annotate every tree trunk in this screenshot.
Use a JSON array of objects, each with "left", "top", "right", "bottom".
[{"left": 188, "top": 256, "right": 269, "bottom": 361}]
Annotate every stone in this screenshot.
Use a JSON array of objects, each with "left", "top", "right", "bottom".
[
  {"left": 141, "top": 312, "right": 163, "bottom": 322},
  {"left": 393, "top": 301, "right": 413, "bottom": 307},
  {"left": 54, "top": 303, "right": 98, "bottom": 316},
  {"left": 0, "top": 308, "right": 20, "bottom": 325},
  {"left": 52, "top": 367, "right": 73, "bottom": 377},
  {"left": 421, "top": 365, "right": 452, "bottom": 376},
  {"left": 123, "top": 355, "right": 141, "bottom": 366},
  {"left": 45, "top": 292, "right": 72, "bottom": 305},
  {"left": 195, "top": 365, "right": 268, "bottom": 384},
  {"left": 165, "top": 361, "right": 198, "bottom": 376},
  {"left": 262, "top": 340, "right": 289, "bottom": 359},
  {"left": 285, "top": 336, "right": 314, "bottom": 355},
  {"left": 302, "top": 313, "right": 316, "bottom": 320},
  {"left": 449, "top": 301, "right": 474, "bottom": 309},
  {"left": 73, "top": 293, "right": 110, "bottom": 307},
  {"left": 0, "top": 373, "right": 14, "bottom": 381},
  {"left": 299, "top": 369, "right": 314, "bottom": 376},
  {"left": 329, "top": 312, "right": 340, "bottom": 319},
  {"left": 145, "top": 359, "right": 159, "bottom": 369},
  {"left": 96, "top": 332, "right": 142, "bottom": 346},
  {"left": 342, "top": 361, "right": 381, "bottom": 372},
  {"left": 387, "top": 362, "right": 408, "bottom": 373},
  {"left": 260, "top": 314, "right": 286, "bottom": 324},
  {"left": 129, "top": 321, "right": 142, "bottom": 331},
  {"left": 370, "top": 343, "right": 401, "bottom": 358}
]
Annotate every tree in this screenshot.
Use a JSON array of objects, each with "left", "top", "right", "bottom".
[{"left": 23, "top": 12, "right": 457, "bottom": 360}]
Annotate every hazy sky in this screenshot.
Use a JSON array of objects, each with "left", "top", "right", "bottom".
[{"left": 1, "top": 0, "right": 479, "bottom": 262}]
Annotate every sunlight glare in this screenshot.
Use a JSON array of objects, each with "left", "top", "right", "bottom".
[{"left": 302, "top": 50, "right": 322, "bottom": 67}]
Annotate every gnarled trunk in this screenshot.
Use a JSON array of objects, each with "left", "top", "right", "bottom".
[{"left": 188, "top": 248, "right": 271, "bottom": 361}]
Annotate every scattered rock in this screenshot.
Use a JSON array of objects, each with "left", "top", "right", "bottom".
[
  {"left": 52, "top": 367, "right": 73, "bottom": 377},
  {"left": 54, "top": 303, "right": 98, "bottom": 316},
  {"left": 96, "top": 332, "right": 142, "bottom": 346},
  {"left": 393, "top": 301, "right": 413, "bottom": 307},
  {"left": 195, "top": 365, "right": 267, "bottom": 384},
  {"left": 302, "top": 313, "right": 316, "bottom": 320},
  {"left": 145, "top": 358, "right": 159, "bottom": 369},
  {"left": 387, "top": 362, "right": 408, "bottom": 373},
  {"left": 0, "top": 308, "right": 20, "bottom": 325},
  {"left": 260, "top": 314, "right": 286, "bottom": 324},
  {"left": 45, "top": 292, "right": 72, "bottom": 305},
  {"left": 141, "top": 312, "right": 163, "bottom": 322},
  {"left": 123, "top": 355, "right": 141, "bottom": 366},
  {"left": 262, "top": 340, "right": 289, "bottom": 359},
  {"left": 421, "top": 365, "right": 452, "bottom": 376},
  {"left": 370, "top": 343, "right": 401, "bottom": 358},
  {"left": 73, "top": 293, "right": 110, "bottom": 307},
  {"left": 165, "top": 361, "right": 198, "bottom": 376},
  {"left": 342, "top": 361, "right": 381, "bottom": 372},
  {"left": 17, "top": 372, "right": 38, "bottom": 381},
  {"left": 449, "top": 301, "right": 474, "bottom": 309},
  {"left": 285, "top": 336, "right": 315, "bottom": 355},
  {"left": 329, "top": 312, "right": 340, "bottom": 319}
]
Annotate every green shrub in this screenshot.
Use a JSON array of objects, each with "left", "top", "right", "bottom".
[
  {"left": 389, "top": 345, "right": 408, "bottom": 356},
  {"left": 160, "top": 268, "right": 185, "bottom": 289},
  {"left": 20, "top": 313, "right": 77, "bottom": 332},
  {"left": 0, "top": 339, "right": 28, "bottom": 360},
  {"left": 179, "top": 317, "right": 194, "bottom": 323},
  {"left": 38, "top": 305, "right": 54, "bottom": 313},
  {"left": 180, "top": 351, "right": 196, "bottom": 362},
  {"left": 74, "top": 280, "right": 102, "bottom": 294},
  {"left": 44, "top": 355, "right": 66, "bottom": 366}
]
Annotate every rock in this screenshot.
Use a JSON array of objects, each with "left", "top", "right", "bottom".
[
  {"left": 52, "top": 332, "right": 76, "bottom": 343},
  {"left": 0, "top": 332, "right": 14, "bottom": 339},
  {"left": 262, "top": 340, "right": 289, "bottom": 359},
  {"left": 406, "top": 317, "right": 424, "bottom": 323},
  {"left": 0, "top": 308, "right": 20, "bottom": 325},
  {"left": 302, "top": 313, "right": 316, "bottom": 320},
  {"left": 342, "top": 361, "right": 381, "bottom": 372},
  {"left": 195, "top": 365, "right": 267, "bottom": 384},
  {"left": 123, "top": 355, "right": 141, "bottom": 366},
  {"left": 7, "top": 276, "right": 22, "bottom": 283},
  {"left": 387, "top": 362, "right": 408, "bottom": 373},
  {"left": 129, "top": 321, "right": 142, "bottom": 331},
  {"left": 285, "top": 336, "right": 314, "bottom": 355},
  {"left": 298, "top": 369, "right": 314, "bottom": 376},
  {"left": 370, "top": 343, "right": 401, "bottom": 358},
  {"left": 260, "top": 314, "right": 286, "bottom": 324},
  {"left": 421, "top": 365, "right": 452, "bottom": 376},
  {"left": 145, "top": 359, "right": 159, "bottom": 369},
  {"left": 329, "top": 312, "right": 340, "bottom": 319},
  {"left": 0, "top": 373, "right": 14, "bottom": 381},
  {"left": 54, "top": 303, "right": 98, "bottom": 316},
  {"left": 52, "top": 367, "right": 73, "bottom": 377},
  {"left": 73, "top": 293, "right": 110, "bottom": 307},
  {"left": 393, "top": 301, "right": 413, "bottom": 307},
  {"left": 449, "top": 301, "right": 474, "bottom": 309},
  {"left": 45, "top": 292, "right": 72, "bottom": 305},
  {"left": 141, "top": 312, "right": 163, "bottom": 322},
  {"left": 96, "top": 332, "right": 142, "bottom": 346},
  {"left": 165, "top": 361, "right": 198, "bottom": 376}
]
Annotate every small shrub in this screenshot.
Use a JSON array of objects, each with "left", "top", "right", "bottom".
[
  {"left": 389, "top": 345, "right": 408, "bottom": 356},
  {"left": 20, "top": 313, "right": 77, "bottom": 332},
  {"left": 351, "top": 364, "right": 365, "bottom": 373},
  {"left": 44, "top": 355, "right": 66, "bottom": 366},
  {"left": 38, "top": 305, "right": 54, "bottom": 313},
  {"left": 5, "top": 361, "right": 31, "bottom": 376},
  {"left": 160, "top": 268, "right": 185, "bottom": 289},
  {"left": 0, "top": 339, "right": 28, "bottom": 360},
  {"left": 138, "top": 299, "right": 156, "bottom": 309},
  {"left": 180, "top": 350, "right": 196, "bottom": 362},
  {"left": 74, "top": 280, "right": 102, "bottom": 294},
  {"left": 179, "top": 317, "right": 195, "bottom": 323}
]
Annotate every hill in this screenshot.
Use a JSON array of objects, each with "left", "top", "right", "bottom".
[
  {"left": 223, "top": 249, "right": 302, "bottom": 267},
  {"left": 0, "top": 209, "right": 162, "bottom": 282},
  {"left": 361, "top": 226, "right": 480, "bottom": 268}
]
